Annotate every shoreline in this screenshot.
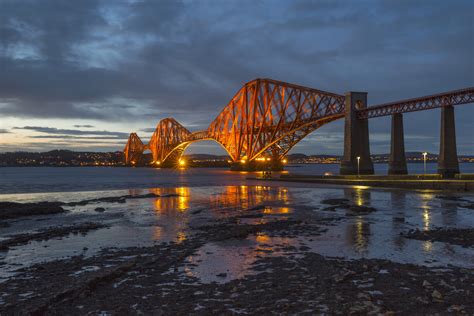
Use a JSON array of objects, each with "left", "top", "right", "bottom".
[
  {"left": 249, "top": 174, "right": 474, "bottom": 191},
  {"left": 1, "top": 185, "right": 473, "bottom": 313}
]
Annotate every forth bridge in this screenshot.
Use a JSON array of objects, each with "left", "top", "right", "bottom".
[{"left": 124, "top": 78, "right": 474, "bottom": 176}]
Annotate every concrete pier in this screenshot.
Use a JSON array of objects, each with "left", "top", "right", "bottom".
[
  {"left": 340, "top": 92, "right": 374, "bottom": 175},
  {"left": 438, "top": 105, "right": 459, "bottom": 178},
  {"left": 388, "top": 113, "right": 408, "bottom": 175}
]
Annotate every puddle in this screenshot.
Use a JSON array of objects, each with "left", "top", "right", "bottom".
[{"left": 180, "top": 233, "right": 300, "bottom": 284}]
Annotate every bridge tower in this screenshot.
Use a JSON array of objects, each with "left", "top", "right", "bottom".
[
  {"left": 388, "top": 113, "right": 408, "bottom": 174},
  {"left": 438, "top": 105, "right": 459, "bottom": 178},
  {"left": 340, "top": 92, "right": 374, "bottom": 175}
]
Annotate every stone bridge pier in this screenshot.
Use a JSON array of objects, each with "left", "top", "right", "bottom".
[
  {"left": 340, "top": 92, "right": 374, "bottom": 175},
  {"left": 438, "top": 105, "right": 459, "bottom": 178},
  {"left": 388, "top": 113, "right": 408, "bottom": 175}
]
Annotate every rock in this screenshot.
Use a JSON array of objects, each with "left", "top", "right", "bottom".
[
  {"left": 348, "top": 205, "right": 377, "bottom": 214},
  {"left": 415, "top": 296, "right": 430, "bottom": 305},
  {"left": 449, "top": 305, "right": 464, "bottom": 312},
  {"left": 94, "top": 207, "right": 106, "bottom": 212},
  {"left": 357, "top": 293, "right": 371, "bottom": 300},
  {"left": 216, "top": 273, "right": 227, "bottom": 278},
  {"left": 431, "top": 289, "right": 443, "bottom": 302},
  {"left": 320, "top": 198, "right": 349, "bottom": 205},
  {"left": 422, "top": 280, "right": 432, "bottom": 288},
  {"left": 334, "top": 270, "right": 356, "bottom": 283},
  {"left": 0, "top": 201, "right": 66, "bottom": 220}
]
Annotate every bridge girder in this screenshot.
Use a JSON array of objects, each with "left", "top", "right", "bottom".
[
  {"left": 358, "top": 87, "right": 474, "bottom": 119},
  {"left": 123, "top": 79, "right": 473, "bottom": 166},
  {"left": 148, "top": 118, "right": 193, "bottom": 163},
  {"left": 123, "top": 133, "right": 145, "bottom": 164},
  {"left": 207, "top": 78, "right": 345, "bottom": 161}
]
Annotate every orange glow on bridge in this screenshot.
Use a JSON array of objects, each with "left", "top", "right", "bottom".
[{"left": 123, "top": 78, "right": 473, "bottom": 166}]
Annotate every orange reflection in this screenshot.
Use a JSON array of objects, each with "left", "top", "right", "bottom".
[
  {"left": 208, "top": 186, "right": 291, "bottom": 212},
  {"left": 150, "top": 187, "right": 190, "bottom": 212},
  {"left": 256, "top": 232, "right": 270, "bottom": 243},
  {"left": 153, "top": 227, "right": 162, "bottom": 240},
  {"left": 176, "top": 231, "right": 187, "bottom": 243},
  {"left": 263, "top": 206, "right": 291, "bottom": 214}
]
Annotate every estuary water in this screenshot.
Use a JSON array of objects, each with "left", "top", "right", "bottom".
[
  {"left": 0, "top": 163, "right": 473, "bottom": 284},
  {"left": 1, "top": 163, "right": 473, "bottom": 194}
]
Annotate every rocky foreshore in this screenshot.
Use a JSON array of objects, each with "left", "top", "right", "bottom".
[{"left": 0, "top": 191, "right": 473, "bottom": 315}]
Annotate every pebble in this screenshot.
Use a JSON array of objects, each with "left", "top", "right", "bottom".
[{"left": 431, "top": 289, "right": 443, "bottom": 302}]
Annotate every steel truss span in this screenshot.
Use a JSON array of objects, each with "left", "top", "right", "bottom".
[
  {"left": 358, "top": 87, "right": 474, "bottom": 119},
  {"left": 124, "top": 79, "right": 473, "bottom": 165}
]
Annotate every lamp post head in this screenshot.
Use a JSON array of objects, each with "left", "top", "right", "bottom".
[{"left": 357, "top": 156, "right": 360, "bottom": 161}]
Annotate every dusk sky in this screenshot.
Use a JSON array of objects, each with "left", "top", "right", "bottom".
[{"left": 0, "top": 0, "right": 473, "bottom": 155}]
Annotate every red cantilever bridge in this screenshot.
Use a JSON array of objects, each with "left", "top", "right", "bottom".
[{"left": 124, "top": 78, "right": 473, "bottom": 176}]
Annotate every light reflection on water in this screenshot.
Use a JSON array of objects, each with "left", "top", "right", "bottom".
[{"left": 1, "top": 184, "right": 474, "bottom": 282}]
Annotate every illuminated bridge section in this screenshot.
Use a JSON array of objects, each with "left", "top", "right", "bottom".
[
  {"left": 124, "top": 78, "right": 473, "bottom": 167},
  {"left": 124, "top": 78, "right": 345, "bottom": 165}
]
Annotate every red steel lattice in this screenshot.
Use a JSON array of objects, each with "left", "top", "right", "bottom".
[
  {"left": 124, "top": 79, "right": 474, "bottom": 165},
  {"left": 358, "top": 87, "right": 474, "bottom": 119}
]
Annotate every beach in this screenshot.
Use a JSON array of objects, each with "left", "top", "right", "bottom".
[{"left": 0, "top": 169, "right": 473, "bottom": 314}]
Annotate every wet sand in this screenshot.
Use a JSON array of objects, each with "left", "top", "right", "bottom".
[{"left": 0, "top": 185, "right": 473, "bottom": 314}]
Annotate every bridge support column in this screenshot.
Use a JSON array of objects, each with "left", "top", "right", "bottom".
[
  {"left": 340, "top": 92, "right": 374, "bottom": 175},
  {"left": 388, "top": 113, "right": 408, "bottom": 175},
  {"left": 438, "top": 105, "right": 459, "bottom": 178}
]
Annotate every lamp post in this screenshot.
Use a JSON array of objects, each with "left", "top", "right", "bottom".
[
  {"left": 422, "top": 152, "right": 427, "bottom": 177},
  {"left": 357, "top": 156, "right": 361, "bottom": 177}
]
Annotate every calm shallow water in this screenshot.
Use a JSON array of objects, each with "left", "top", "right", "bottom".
[
  {"left": 1, "top": 165, "right": 473, "bottom": 284},
  {"left": 1, "top": 184, "right": 473, "bottom": 283},
  {"left": 1, "top": 163, "right": 473, "bottom": 194}
]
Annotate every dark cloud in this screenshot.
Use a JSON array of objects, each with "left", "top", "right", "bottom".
[
  {"left": 73, "top": 124, "right": 95, "bottom": 128},
  {"left": 0, "top": 0, "right": 473, "bottom": 153},
  {"left": 29, "top": 135, "right": 127, "bottom": 140},
  {"left": 139, "top": 128, "right": 156, "bottom": 133},
  {"left": 13, "top": 126, "right": 128, "bottom": 138}
]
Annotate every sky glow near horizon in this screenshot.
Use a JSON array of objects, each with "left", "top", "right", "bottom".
[{"left": 0, "top": 0, "right": 473, "bottom": 155}]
